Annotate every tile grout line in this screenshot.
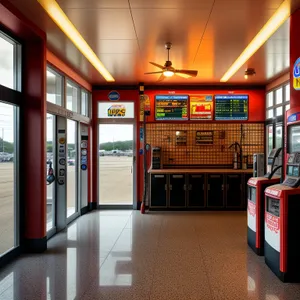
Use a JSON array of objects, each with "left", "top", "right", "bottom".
[
  {"left": 192, "top": 222, "right": 215, "bottom": 300},
  {"left": 147, "top": 216, "right": 165, "bottom": 300}
]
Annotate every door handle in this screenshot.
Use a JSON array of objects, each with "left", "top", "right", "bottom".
[
  {"left": 183, "top": 184, "right": 186, "bottom": 191},
  {"left": 165, "top": 184, "right": 168, "bottom": 191},
  {"left": 169, "top": 185, "right": 173, "bottom": 191}
]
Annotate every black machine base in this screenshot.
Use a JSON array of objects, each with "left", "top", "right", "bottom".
[
  {"left": 265, "top": 241, "right": 300, "bottom": 283},
  {"left": 248, "top": 227, "right": 264, "bottom": 256}
]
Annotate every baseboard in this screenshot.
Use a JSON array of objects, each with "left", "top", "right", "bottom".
[
  {"left": 81, "top": 206, "right": 89, "bottom": 215},
  {"left": 23, "top": 236, "right": 47, "bottom": 253}
]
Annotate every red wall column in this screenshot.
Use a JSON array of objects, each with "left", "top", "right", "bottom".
[
  {"left": 22, "top": 38, "right": 47, "bottom": 251},
  {"left": 290, "top": 9, "right": 300, "bottom": 109}
]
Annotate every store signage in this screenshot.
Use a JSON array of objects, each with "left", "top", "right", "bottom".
[
  {"left": 108, "top": 90, "right": 120, "bottom": 101},
  {"left": 190, "top": 95, "right": 213, "bottom": 120},
  {"left": 155, "top": 95, "right": 188, "bottom": 120},
  {"left": 293, "top": 57, "right": 300, "bottom": 90},
  {"left": 108, "top": 104, "right": 126, "bottom": 117},
  {"left": 98, "top": 102, "right": 134, "bottom": 118},
  {"left": 287, "top": 112, "right": 300, "bottom": 123},
  {"left": 247, "top": 201, "right": 256, "bottom": 232},
  {"left": 265, "top": 212, "right": 280, "bottom": 252}
]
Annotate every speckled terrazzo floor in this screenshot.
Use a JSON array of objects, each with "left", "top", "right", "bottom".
[{"left": 1, "top": 210, "right": 300, "bottom": 300}]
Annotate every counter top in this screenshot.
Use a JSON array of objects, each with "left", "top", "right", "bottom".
[{"left": 149, "top": 168, "right": 253, "bottom": 174}]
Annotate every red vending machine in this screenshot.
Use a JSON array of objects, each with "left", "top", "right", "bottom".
[
  {"left": 247, "top": 148, "right": 282, "bottom": 255},
  {"left": 264, "top": 108, "right": 300, "bottom": 282}
]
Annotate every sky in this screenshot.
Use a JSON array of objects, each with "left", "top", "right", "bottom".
[
  {"left": 0, "top": 36, "right": 14, "bottom": 89},
  {"left": 99, "top": 124, "right": 133, "bottom": 144},
  {"left": 0, "top": 36, "right": 15, "bottom": 144}
]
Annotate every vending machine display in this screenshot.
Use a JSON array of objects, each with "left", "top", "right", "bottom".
[{"left": 247, "top": 148, "right": 282, "bottom": 255}]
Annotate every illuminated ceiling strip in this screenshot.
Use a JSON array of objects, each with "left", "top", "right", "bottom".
[
  {"left": 220, "top": 0, "right": 291, "bottom": 82},
  {"left": 37, "top": 0, "right": 115, "bottom": 82}
]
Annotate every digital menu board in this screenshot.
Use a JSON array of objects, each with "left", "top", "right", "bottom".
[
  {"left": 215, "top": 95, "right": 248, "bottom": 120},
  {"left": 155, "top": 95, "right": 188, "bottom": 120},
  {"left": 190, "top": 95, "right": 213, "bottom": 120}
]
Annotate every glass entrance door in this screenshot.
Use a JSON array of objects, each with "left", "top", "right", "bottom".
[
  {"left": 99, "top": 124, "right": 134, "bottom": 206},
  {"left": 46, "top": 114, "right": 56, "bottom": 232},
  {"left": 67, "top": 119, "right": 78, "bottom": 218},
  {"left": 0, "top": 102, "right": 18, "bottom": 256}
]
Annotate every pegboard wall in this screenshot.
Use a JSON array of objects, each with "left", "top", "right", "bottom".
[{"left": 146, "top": 123, "right": 265, "bottom": 167}]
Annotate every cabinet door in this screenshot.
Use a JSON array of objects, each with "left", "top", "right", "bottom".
[
  {"left": 188, "top": 174, "right": 205, "bottom": 207},
  {"left": 150, "top": 174, "right": 167, "bottom": 207},
  {"left": 169, "top": 174, "right": 186, "bottom": 207},
  {"left": 207, "top": 174, "right": 224, "bottom": 208},
  {"left": 226, "top": 174, "right": 243, "bottom": 208}
]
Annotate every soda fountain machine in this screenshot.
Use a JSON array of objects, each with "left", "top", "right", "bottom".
[
  {"left": 263, "top": 108, "right": 300, "bottom": 282},
  {"left": 247, "top": 148, "right": 282, "bottom": 255}
]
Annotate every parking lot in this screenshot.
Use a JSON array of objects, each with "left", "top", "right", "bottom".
[{"left": 1, "top": 156, "right": 133, "bottom": 254}]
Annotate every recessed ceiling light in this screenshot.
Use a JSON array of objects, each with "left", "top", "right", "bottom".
[
  {"left": 220, "top": 0, "right": 290, "bottom": 82},
  {"left": 37, "top": 0, "right": 115, "bottom": 82}
]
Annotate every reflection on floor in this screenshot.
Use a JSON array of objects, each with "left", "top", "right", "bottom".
[{"left": 1, "top": 210, "right": 300, "bottom": 300}]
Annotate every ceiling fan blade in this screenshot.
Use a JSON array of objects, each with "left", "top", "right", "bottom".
[
  {"left": 175, "top": 70, "right": 198, "bottom": 77},
  {"left": 144, "top": 71, "right": 164, "bottom": 75},
  {"left": 175, "top": 73, "right": 193, "bottom": 79},
  {"left": 149, "top": 62, "right": 165, "bottom": 69},
  {"left": 157, "top": 74, "right": 165, "bottom": 82}
]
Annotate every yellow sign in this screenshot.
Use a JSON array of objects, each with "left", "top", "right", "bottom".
[
  {"left": 59, "top": 137, "right": 65, "bottom": 144},
  {"left": 107, "top": 104, "right": 126, "bottom": 117},
  {"left": 293, "top": 57, "right": 300, "bottom": 90}
]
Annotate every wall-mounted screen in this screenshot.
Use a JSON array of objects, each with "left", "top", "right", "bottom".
[
  {"left": 215, "top": 95, "right": 248, "bottom": 120},
  {"left": 190, "top": 95, "right": 213, "bottom": 120},
  {"left": 287, "top": 165, "right": 294, "bottom": 176},
  {"left": 155, "top": 95, "right": 188, "bottom": 120},
  {"left": 293, "top": 166, "right": 299, "bottom": 177}
]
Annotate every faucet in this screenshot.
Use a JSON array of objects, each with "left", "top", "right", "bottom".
[{"left": 229, "top": 141, "right": 243, "bottom": 169}]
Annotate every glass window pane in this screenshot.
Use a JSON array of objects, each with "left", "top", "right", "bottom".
[
  {"left": 46, "top": 68, "right": 62, "bottom": 106},
  {"left": 266, "top": 92, "right": 273, "bottom": 108},
  {"left": 46, "top": 114, "right": 55, "bottom": 231},
  {"left": 285, "top": 84, "right": 290, "bottom": 102},
  {"left": 286, "top": 104, "right": 290, "bottom": 111},
  {"left": 67, "top": 82, "right": 79, "bottom": 113},
  {"left": 0, "top": 102, "right": 16, "bottom": 255},
  {"left": 276, "top": 106, "right": 283, "bottom": 116},
  {"left": 267, "top": 109, "right": 274, "bottom": 119},
  {"left": 267, "top": 125, "right": 273, "bottom": 156},
  {"left": 276, "top": 88, "right": 283, "bottom": 104},
  {"left": 0, "top": 35, "right": 14, "bottom": 89},
  {"left": 67, "top": 119, "right": 77, "bottom": 218},
  {"left": 275, "top": 126, "right": 283, "bottom": 148},
  {"left": 81, "top": 91, "right": 89, "bottom": 117}
]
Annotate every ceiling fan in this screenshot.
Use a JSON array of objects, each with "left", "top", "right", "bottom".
[{"left": 144, "top": 42, "right": 198, "bottom": 81}]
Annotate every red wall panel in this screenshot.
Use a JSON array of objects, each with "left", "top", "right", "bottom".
[
  {"left": 145, "top": 89, "right": 265, "bottom": 122},
  {"left": 290, "top": 9, "right": 300, "bottom": 109},
  {"left": 93, "top": 87, "right": 265, "bottom": 206}
]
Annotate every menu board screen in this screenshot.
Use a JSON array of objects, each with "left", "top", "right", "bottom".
[
  {"left": 155, "top": 95, "right": 188, "bottom": 120},
  {"left": 190, "top": 95, "right": 213, "bottom": 120},
  {"left": 215, "top": 95, "right": 248, "bottom": 120}
]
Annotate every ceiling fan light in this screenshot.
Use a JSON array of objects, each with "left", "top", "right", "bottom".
[{"left": 163, "top": 70, "right": 174, "bottom": 77}]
